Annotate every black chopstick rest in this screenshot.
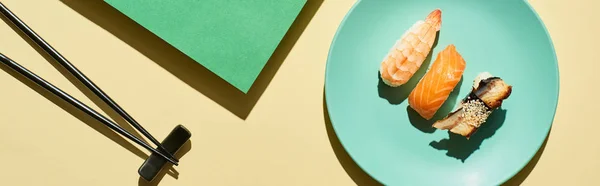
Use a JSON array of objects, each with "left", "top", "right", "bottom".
[{"left": 139, "top": 125, "right": 191, "bottom": 182}]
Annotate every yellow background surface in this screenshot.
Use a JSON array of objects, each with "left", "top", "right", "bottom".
[{"left": 0, "top": 0, "right": 595, "bottom": 185}]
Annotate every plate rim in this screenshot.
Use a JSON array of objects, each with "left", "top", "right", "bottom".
[{"left": 323, "top": 0, "right": 560, "bottom": 185}]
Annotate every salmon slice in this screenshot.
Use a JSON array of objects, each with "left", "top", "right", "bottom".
[{"left": 408, "top": 44, "right": 466, "bottom": 120}]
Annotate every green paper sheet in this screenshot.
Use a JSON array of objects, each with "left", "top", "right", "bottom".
[{"left": 104, "top": 0, "right": 307, "bottom": 93}]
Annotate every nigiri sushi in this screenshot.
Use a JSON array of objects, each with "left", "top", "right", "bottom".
[
  {"left": 407, "top": 44, "right": 466, "bottom": 120},
  {"left": 380, "top": 9, "right": 442, "bottom": 87},
  {"left": 432, "top": 72, "right": 512, "bottom": 138}
]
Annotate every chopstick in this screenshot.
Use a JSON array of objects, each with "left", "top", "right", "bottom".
[
  {"left": 0, "top": 2, "right": 176, "bottom": 161},
  {"left": 0, "top": 53, "right": 179, "bottom": 166}
]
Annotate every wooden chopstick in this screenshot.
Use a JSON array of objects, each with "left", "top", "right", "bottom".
[
  {"left": 0, "top": 2, "right": 176, "bottom": 161},
  {"left": 0, "top": 53, "right": 179, "bottom": 166}
]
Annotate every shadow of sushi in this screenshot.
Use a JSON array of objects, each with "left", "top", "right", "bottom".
[
  {"left": 429, "top": 108, "right": 507, "bottom": 162},
  {"left": 406, "top": 77, "right": 463, "bottom": 133},
  {"left": 376, "top": 68, "right": 423, "bottom": 105}
]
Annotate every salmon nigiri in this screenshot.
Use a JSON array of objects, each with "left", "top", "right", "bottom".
[
  {"left": 408, "top": 44, "right": 466, "bottom": 120},
  {"left": 380, "top": 9, "right": 442, "bottom": 87}
]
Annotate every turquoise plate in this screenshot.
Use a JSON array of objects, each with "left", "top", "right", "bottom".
[{"left": 324, "top": 0, "right": 559, "bottom": 185}]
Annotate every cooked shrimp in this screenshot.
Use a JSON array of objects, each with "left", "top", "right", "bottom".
[{"left": 380, "top": 9, "right": 442, "bottom": 87}]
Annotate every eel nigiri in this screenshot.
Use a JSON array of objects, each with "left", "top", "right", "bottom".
[
  {"left": 432, "top": 72, "right": 512, "bottom": 138},
  {"left": 380, "top": 9, "right": 442, "bottom": 87},
  {"left": 408, "top": 44, "right": 466, "bottom": 120}
]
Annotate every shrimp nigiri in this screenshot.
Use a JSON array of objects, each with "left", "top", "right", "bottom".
[{"left": 380, "top": 9, "right": 442, "bottom": 87}]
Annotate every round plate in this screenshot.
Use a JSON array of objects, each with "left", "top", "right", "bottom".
[{"left": 324, "top": 0, "right": 559, "bottom": 185}]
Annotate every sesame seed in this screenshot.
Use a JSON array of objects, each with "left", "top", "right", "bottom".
[{"left": 460, "top": 99, "right": 492, "bottom": 128}]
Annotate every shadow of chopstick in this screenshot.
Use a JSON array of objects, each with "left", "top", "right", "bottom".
[
  {"left": 0, "top": 52, "right": 182, "bottom": 179},
  {"left": 0, "top": 9, "right": 181, "bottom": 178},
  {"left": 0, "top": 6, "right": 150, "bottom": 147},
  {"left": 0, "top": 57, "right": 149, "bottom": 160},
  {"left": 138, "top": 140, "right": 192, "bottom": 186}
]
